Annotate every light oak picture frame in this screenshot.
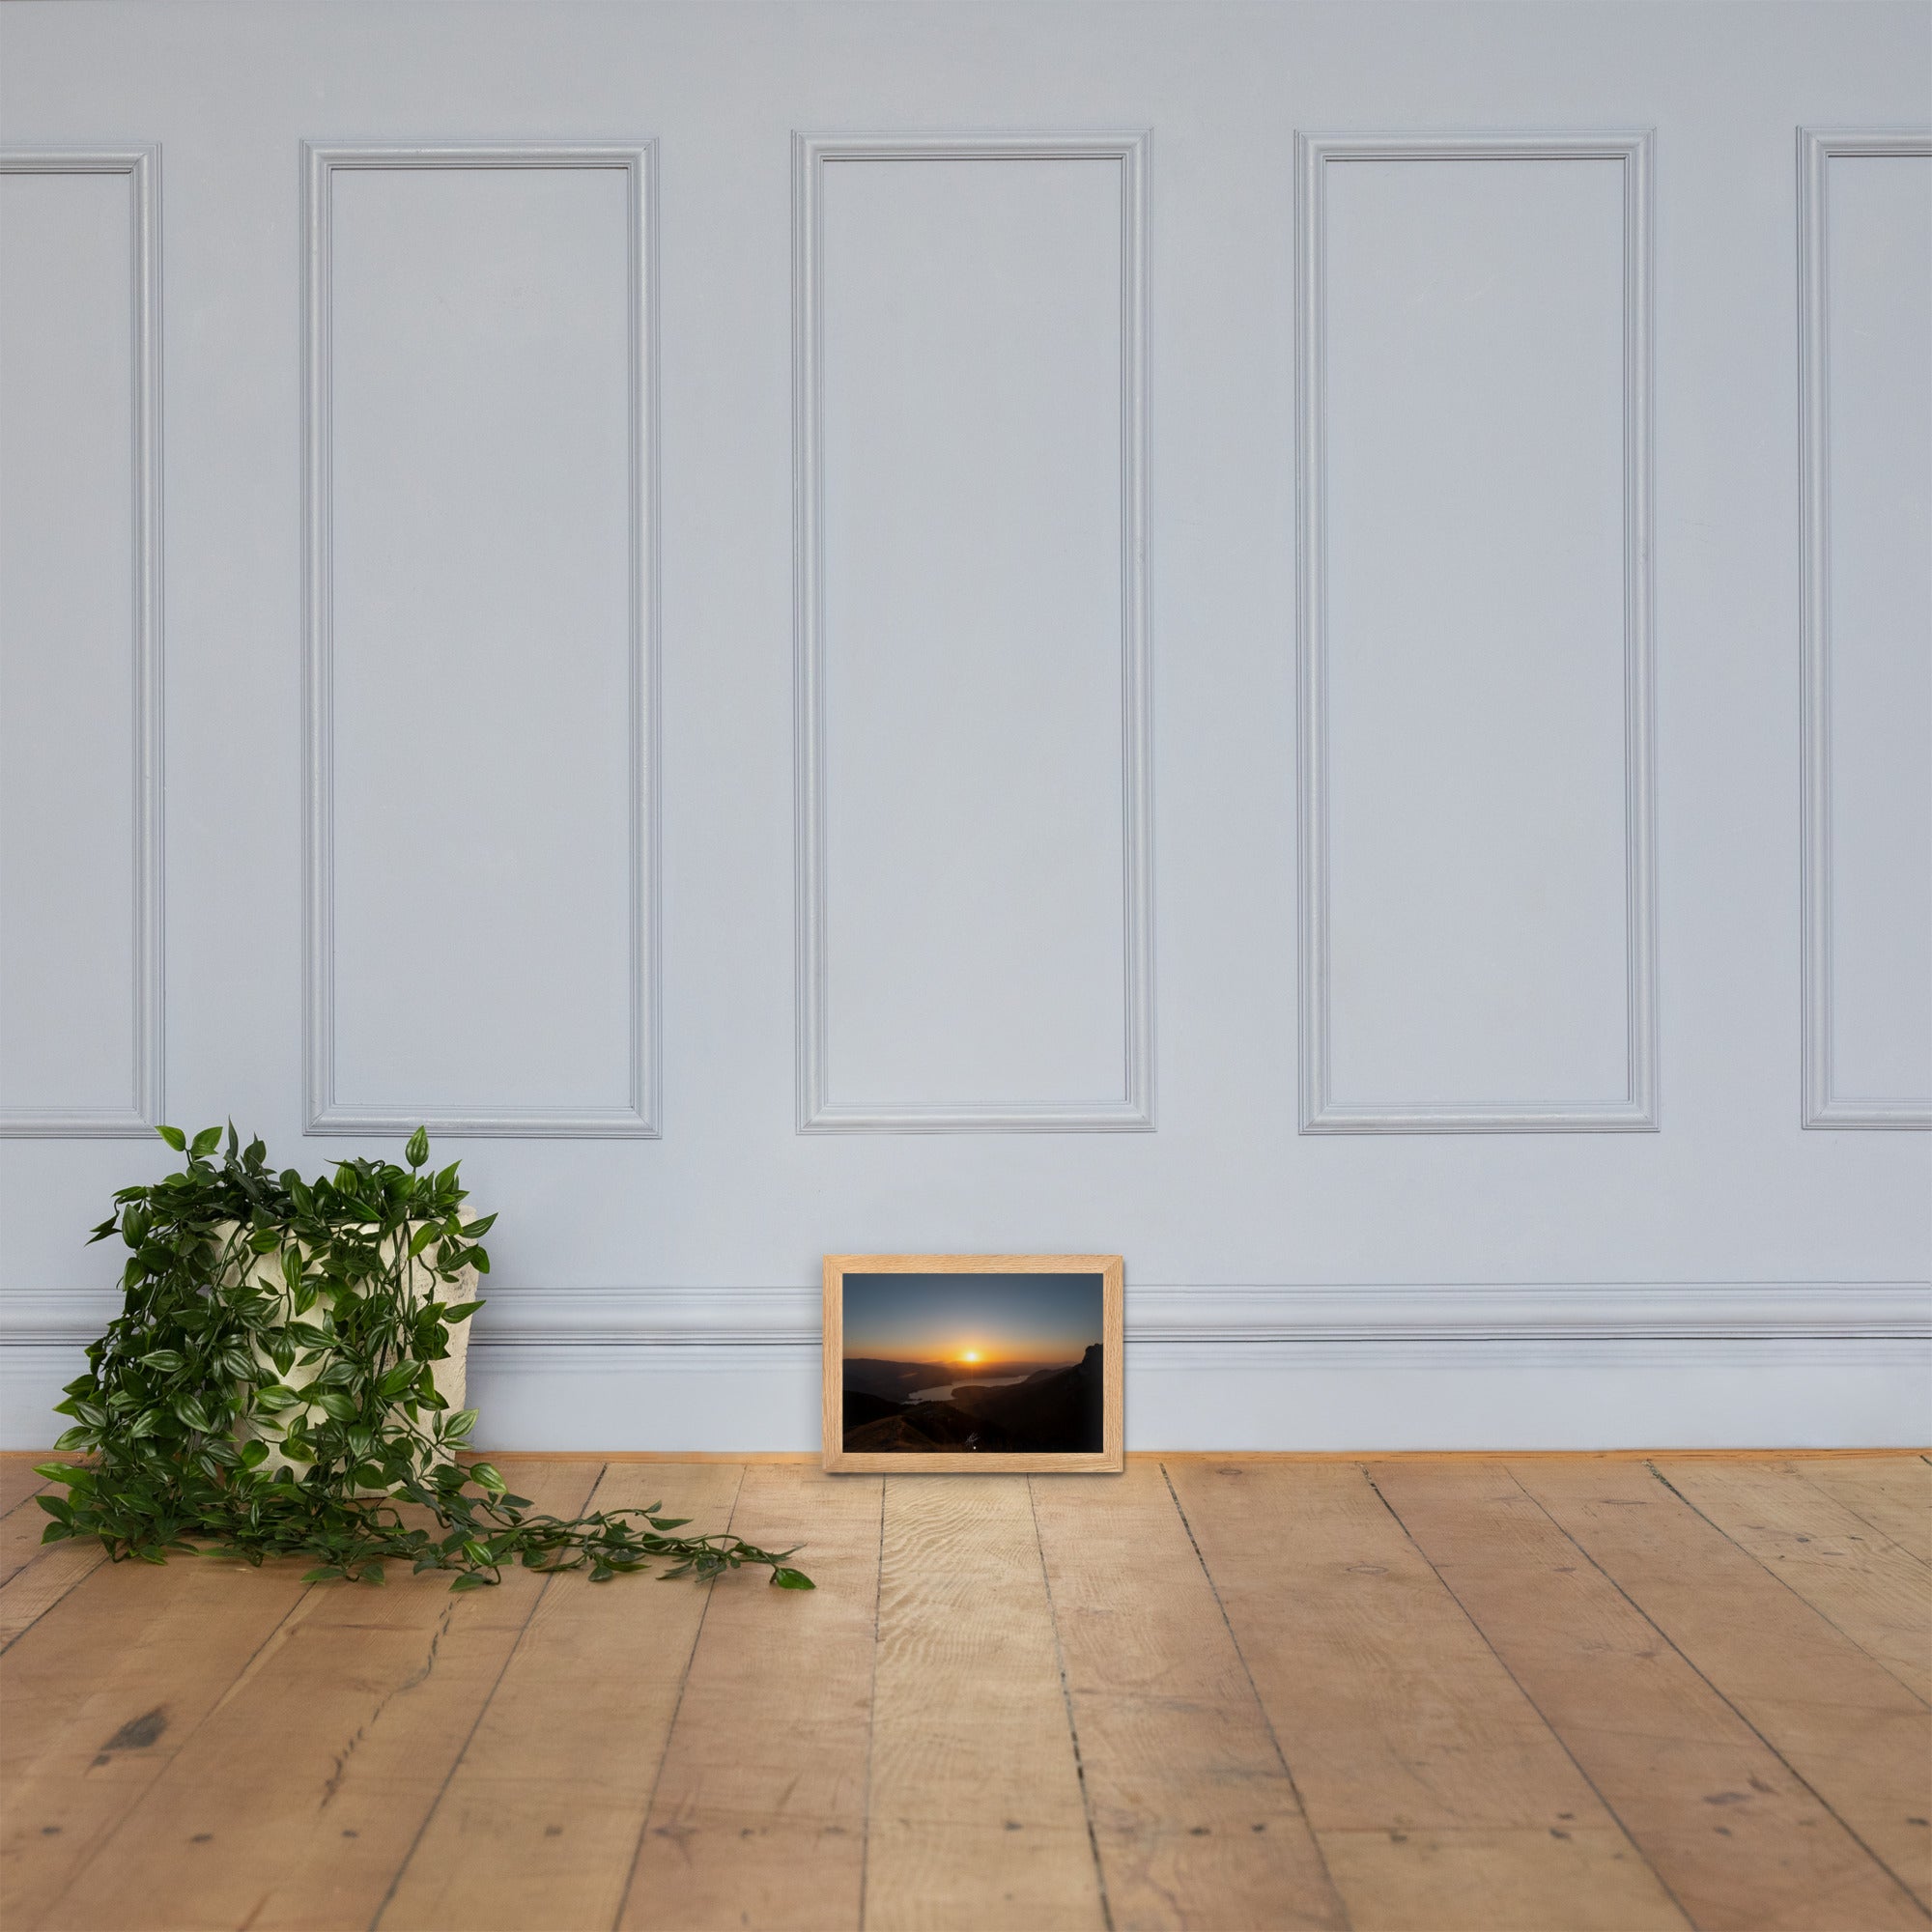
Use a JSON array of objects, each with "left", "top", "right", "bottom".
[{"left": 823, "top": 1253, "right": 1124, "bottom": 1473}]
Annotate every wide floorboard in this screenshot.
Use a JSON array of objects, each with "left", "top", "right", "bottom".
[{"left": 0, "top": 1454, "right": 1925, "bottom": 1931}]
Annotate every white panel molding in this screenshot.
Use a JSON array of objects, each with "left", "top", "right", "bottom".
[
  {"left": 8, "top": 1280, "right": 1922, "bottom": 1366},
  {"left": 10, "top": 1283, "right": 1920, "bottom": 1450},
  {"left": 474, "top": 1279, "right": 1929, "bottom": 1357},
  {"left": 1295, "top": 130, "right": 1658, "bottom": 1134},
  {"left": 301, "top": 142, "right": 660, "bottom": 1137},
  {"left": 0, "top": 146, "right": 164, "bottom": 1138},
  {"left": 792, "top": 131, "right": 1154, "bottom": 1133},
  {"left": 1798, "top": 127, "right": 1932, "bottom": 1130}
]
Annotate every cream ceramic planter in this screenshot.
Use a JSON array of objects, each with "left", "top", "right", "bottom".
[{"left": 208, "top": 1219, "right": 478, "bottom": 1479}]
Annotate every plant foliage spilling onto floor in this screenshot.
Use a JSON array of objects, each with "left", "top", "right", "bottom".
[{"left": 37, "top": 1125, "right": 812, "bottom": 1592}]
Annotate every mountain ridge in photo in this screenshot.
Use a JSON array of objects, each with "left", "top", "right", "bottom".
[{"left": 842, "top": 1343, "right": 1104, "bottom": 1454}]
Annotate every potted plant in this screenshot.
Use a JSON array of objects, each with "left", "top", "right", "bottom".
[{"left": 36, "top": 1124, "right": 811, "bottom": 1592}]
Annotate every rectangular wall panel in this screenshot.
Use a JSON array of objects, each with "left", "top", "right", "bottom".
[
  {"left": 1297, "top": 132, "right": 1655, "bottom": 1133},
  {"left": 304, "top": 144, "right": 657, "bottom": 1136},
  {"left": 0, "top": 149, "right": 161, "bottom": 1136},
  {"left": 794, "top": 133, "right": 1152, "bottom": 1131},
  {"left": 1801, "top": 129, "right": 1932, "bottom": 1129}
]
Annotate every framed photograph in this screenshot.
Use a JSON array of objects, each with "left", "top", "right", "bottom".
[{"left": 822, "top": 1254, "right": 1124, "bottom": 1472}]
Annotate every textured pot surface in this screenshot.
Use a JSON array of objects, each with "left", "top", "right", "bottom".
[{"left": 206, "top": 1219, "right": 480, "bottom": 1474}]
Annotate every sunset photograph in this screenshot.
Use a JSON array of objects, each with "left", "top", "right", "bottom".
[{"left": 830, "top": 1264, "right": 1114, "bottom": 1462}]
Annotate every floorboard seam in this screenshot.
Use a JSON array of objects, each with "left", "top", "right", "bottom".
[
  {"left": 1157, "top": 1460, "right": 1352, "bottom": 1932},
  {"left": 610, "top": 1459, "right": 748, "bottom": 1932},
  {"left": 1508, "top": 1464, "right": 1931, "bottom": 1920},
  {"left": 0, "top": 1479, "right": 48, "bottom": 1523},
  {"left": 1357, "top": 1464, "right": 1698, "bottom": 1930},
  {"left": 1028, "top": 1473, "right": 1114, "bottom": 1932},
  {"left": 34, "top": 1574, "right": 318, "bottom": 1921},
  {"left": 366, "top": 1461, "right": 607, "bottom": 1932},
  {"left": 1644, "top": 1461, "right": 1932, "bottom": 1714},
  {"left": 1788, "top": 1464, "right": 1932, "bottom": 1576},
  {"left": 857, "top": 1474, "right": 885, "bottom": 1932},
  {"left": 0, "top": 1547, "right": 109, "bottom": 1654}
]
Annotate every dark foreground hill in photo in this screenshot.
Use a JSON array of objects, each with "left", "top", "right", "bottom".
[{"left": 843, "top": 1344, "right": 1104, "bottom": 1454}]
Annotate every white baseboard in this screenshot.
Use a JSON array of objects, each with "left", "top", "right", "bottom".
[{"left": 4, "top": 1282, "right": 1925, "bottom": 1452}]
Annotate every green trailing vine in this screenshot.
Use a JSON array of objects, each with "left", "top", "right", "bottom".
[{"left": 36, "top": 1125, "right": 812, "bottom": 1593}]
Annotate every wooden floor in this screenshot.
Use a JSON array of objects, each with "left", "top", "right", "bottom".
[{"left": 0, "top": 1454, "right": 1926, "bottom": 1931}]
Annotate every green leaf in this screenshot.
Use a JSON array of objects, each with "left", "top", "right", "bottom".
[
  {"left": 54, "top": 1128, "right": 810, "bottom": 1610},
  {"left": 770, "top": 1567, "right": 815, "bottom": 1590},
  {"left": 405, "top": 1127, "right": 429, "bottom": 1170},
  {"left": 156, "top": 1123, "right": 186, "bottom": 1151}
]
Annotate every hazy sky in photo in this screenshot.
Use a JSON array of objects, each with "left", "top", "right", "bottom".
[{"left": 842, "top": 1272, "right": 1102, "bottom": 1364}]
